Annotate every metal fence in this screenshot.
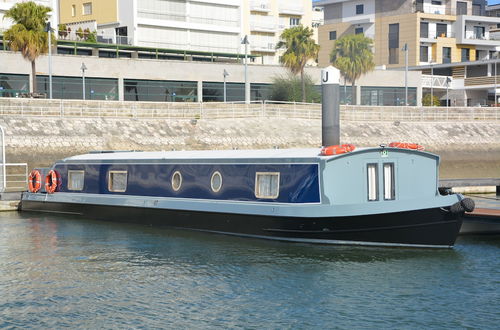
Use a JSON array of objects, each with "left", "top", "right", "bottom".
[
  {"left": 0, "top": 98, "right": 499, "bottom": 122},
  {"left": 5, "top": 163, "right": 28, "bottom": 192}
]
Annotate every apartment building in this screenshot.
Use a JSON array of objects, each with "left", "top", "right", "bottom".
[
  {"left": 241, "top": 0, "right": 313, "bottom": 64},
  {"left": 59, "top": 0, "right": 242, "bottom": 54},
  {"left": 0, "top": 0, "right": 58, "bottom": 32}
]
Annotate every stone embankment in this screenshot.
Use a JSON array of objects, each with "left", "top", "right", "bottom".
[{"left": 0, "top": 98, "right": 499, "bottom": 179}]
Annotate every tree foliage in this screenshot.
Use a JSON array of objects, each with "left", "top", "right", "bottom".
[
  {"left": 330, "top": 34, "right": 375, "bottom": 104},
  {"left": 422, "top": 94, "right": 441, "bottom": 106},
  {"left": 276, "top": 25, "right": 319, "bottom": 102},
  {"left": 270, "top": 73, "right": 320, "bottom": 103},
  {"left": 4, "top": 1, "right": 52, "bottom": 93}
]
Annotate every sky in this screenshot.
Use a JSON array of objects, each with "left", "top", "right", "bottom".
[{"left": 489, "top": 0, "right": 500, "bottom": 5}]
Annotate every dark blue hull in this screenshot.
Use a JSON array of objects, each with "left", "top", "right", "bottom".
[{"left": 20, "top": 199, "right": 463, "bottom": 248}]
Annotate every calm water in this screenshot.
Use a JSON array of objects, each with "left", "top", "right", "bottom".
[{"left": 0, "top": 211, "right": 499, "bottom": 329}]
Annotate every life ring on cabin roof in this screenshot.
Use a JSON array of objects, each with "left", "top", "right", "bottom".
[
  {"left": 28, "top": 170, "right": 42, "bottom": 193},
  {"left": 45, "top": 170, "right": 60, "bottom": 194},
  {"left": 389, "top": 142, "right": 425, "bottom": 151},
  {"left": 320, "top": 144, "right": 356, "bottom": 156}
]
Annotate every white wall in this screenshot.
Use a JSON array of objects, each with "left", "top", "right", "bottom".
[{"left": 341, "top": 0, "right": 375, "bottom": 22}]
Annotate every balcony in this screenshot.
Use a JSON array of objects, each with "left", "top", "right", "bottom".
[
  {"left": 250, "top": 42, "right": 276, "bottom": 53},
  {"left": 465, "top": 75, "right": 500, "bottom": 87},
  {"left": 250, "top": 17, "right": 276, "bottom": 33},
  {"left": 278, "top": 1, "right": 304, "bottom": 16},
  {"left": 422, "top": 75, "right": 453, "bottom": 89},
  {"left": 249, "top": 1, "right": 271, "bottom": 13}
]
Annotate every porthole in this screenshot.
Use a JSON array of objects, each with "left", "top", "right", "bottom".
[
  {"left": 171, "top": 171, "right": 182, "bottom": 191},
  {"left": 211, "top": 171, "right": 222, "bottom": 193}
]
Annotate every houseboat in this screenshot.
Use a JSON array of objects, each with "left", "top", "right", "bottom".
[{"left": 20, "top": 145, "right": 473, "bottom": 248}]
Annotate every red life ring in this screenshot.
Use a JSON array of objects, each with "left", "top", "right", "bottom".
[
  {"left": 45, "top": 170, "right": 60, "bottom": 194},
  {"left": 388, "top": 142, "right": 424, "bottom": 151},
  {"left": 321, "top": 144, "right": 356, "bottom": 156},
  {"left": 28, "top": 170, "right": 42, "bottom": 193}
]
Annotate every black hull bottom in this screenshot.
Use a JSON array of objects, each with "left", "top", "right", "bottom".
[{"left": 20, "top": 200, "right": 463, "bottom": 248}]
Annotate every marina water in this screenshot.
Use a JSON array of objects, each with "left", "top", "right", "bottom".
[{"left": 1, "top": 211, "right": 499, "bottom": 328}]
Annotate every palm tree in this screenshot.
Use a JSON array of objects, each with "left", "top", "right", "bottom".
[
  {"left": 330, "top": 34, "right": 375, "bottom": 105},
  {"left": 4, "top": 1, "right": 52, "bottom": 94},
  {"left": 276, "top": 25, "right": 319, "bottom": 102}
]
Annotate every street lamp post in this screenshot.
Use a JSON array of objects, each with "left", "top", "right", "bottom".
[
  {"left": 446, "top": 77, "right": 451, "bottom": 108},
  {"left": 430, "top": 60, "right": 435, "bottom": 106},
  {"left": 223, "top": 69, "right": 229, "bottom": 102},
  {"left": 241, "top": 35, "right": 249, "bottom": 104},
  {"left": 495, "top": 53, "right": 498, "bottom": 106},
  {"left": 402, "top": 43, "right": 408, "bottom": 106},
  {"left": 44, "top": 22, "right": 52, "bottom": 99},
  {"left": 81, "top": 62, "right": 87, "bottom": 100}
]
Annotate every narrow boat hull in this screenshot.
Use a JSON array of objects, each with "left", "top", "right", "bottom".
[{"left": 20, "top": 199, "right": 463, "bottom": 248}]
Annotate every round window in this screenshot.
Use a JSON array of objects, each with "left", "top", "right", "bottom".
[
  {"left": 211, "top": 171, "right": 222, "bottom": 193},
  {"left": 171, "top": 171, "right": 182, "bottom": 191}
]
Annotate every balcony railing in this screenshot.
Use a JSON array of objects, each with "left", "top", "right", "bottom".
[
  {"left": 414, "top": 4, "right": 479, "bottom": 16},
  {"left": 250, "top": 43, "right": 276, "bottom": 52},
  {"left": 249, "top": 1, "right": 271, "bottom": 12},
  {"left": 421, "top": 32, "right": 456, "bottom": 39},
  {"left": 422, "top": 75, "right": 452, "bottom": 89},
  {"left": 465, "top": 75, "right": 500, "bottom": 86},
  {"left": 250, "top": 19, "right": 276, "bottom": 32},
  {"left": 278, "top": 2, "right": 304, "bottom": 15}
]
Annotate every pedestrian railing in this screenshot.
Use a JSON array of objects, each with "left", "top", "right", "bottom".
[
  {"left": 5, "top": 163, "right": 28, "bottom": 192},
  {"left": 0, "top": 98, "right": 499, "bottom": 122}
]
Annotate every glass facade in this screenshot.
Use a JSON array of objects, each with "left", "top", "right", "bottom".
[
  {"left": 0, "top": 73, "right": 29, "bottom": 97},
  {"left": 36, "top": 76, "right": 118, "bottom": 100},
  {"left": 202, "top": 82, "right": 244, "bottom": 102},
  {"left": 124, "top": 79, "right": 197, "bottom": 102},
  {"left": 251, "top": 83, "right": 272, "bottom": 101},
  {"left": 361, "top": 87, "right": 417, "bottom": 106}
]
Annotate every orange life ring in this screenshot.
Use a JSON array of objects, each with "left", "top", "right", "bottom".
[
  {"left": 321, "top": 144, "right": 356, "bottom": 156},
  {"left": 45, "top": 170, "right": 60, "bottom": 194},
  {"left": 28, "top": 170, "right": 42, "bottom": 193},
  {"left": 389, "top": 142, "right": 424, "bottom": 151}
]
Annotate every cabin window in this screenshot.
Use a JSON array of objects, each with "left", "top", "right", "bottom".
[
  {"left": 367, "top": 164, "right": 378, "bottom": 201},
  {"left": 255, "top": 172, "right": 280, "bottom": 199},
  {"left": 68, "top": 170, "right": 84, "bottom": 191},
  {"left": 171, "top": 171, "right": 182, "bottom": 191},
  {"left": 108, "top": 171, "right": 127, "bottom": 192},
  {"left": 383, "top": 163, "right": 395, "bottom": 200},
  {"left": 211, "top": 171, "right": 222, "bottom": 193}
]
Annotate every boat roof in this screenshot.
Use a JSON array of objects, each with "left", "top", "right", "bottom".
[{"left": 59, "top": 147, "right": 435, "bottom": 163}]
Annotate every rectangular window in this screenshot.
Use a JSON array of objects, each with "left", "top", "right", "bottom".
[
  {"left": 68, "top": 170, "right": 84, "bottom": 191},
  {"left": 329, "top": 31, "right": 337, "bottom": 40},
  {"left": 71, "top": 4, "right": 76, "bottom": 17},
  {"left": 355, "top": 27, "right": 363, "bottom": 35},
  {"left": 356, "top": 4, "right": 364, "bottom": 15},
  {"left": 416, "top": 0, "right": 424, "bottom": 12},
  {"left": 420, "top": 45, "right": 429, "bottom": 62},
  {"left": 389, "top": 23, "right": 399, "bottom": 48},
  {"left": 290, "top": 18, "right": 300, "bottom": 26},
  {"left": 420, "top": 22, "right": 428, "bottom": 38},
  {"left": 83, "top": 2, "right": 92, "bottom": 15},
  {"left": 472, "top": 4, "right": 481, "bottom": 16},
  {"left": 436, "top": 23, "right": 447, "bottom": 37},
  {"left": 367, "top": 164, "right": 378, "bottom": 201},
  {"left": 461, "top": 48, "right": 470, "bottom": 62},
  {"left": 383, "top": 163, "right": 395, "bottom": 200},
  {"left": 474, "top": 26, "right": 485, "bottom": 39},
  {"left": 108, "top": 171, "right": 127, "bottom": 192},
  {"left": 457, "top": 1, "right": 467, "bottom": 15},
  {"left": 255, "top": 172, "right": 280, "bottom": 199},
  {"left": 443, "top": 47, "right": 451, "bottom": 63},
  {"left": 431, "top": 0, "right": 442, "bottom": 5}
]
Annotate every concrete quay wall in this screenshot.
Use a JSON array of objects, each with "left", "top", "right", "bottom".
[{"left": 1, "top": 116, "right": 499, "bottom": 179}]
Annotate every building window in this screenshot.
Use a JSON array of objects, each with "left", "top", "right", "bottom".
[
  {"left": 367, "top": 164, "right": 378, "bottom": 201},
  {"left": 211, "top": 171, "right": 222, "bottom": 193},
  {"left": 68, "top": 170, "right": 84, "bottom": 191},
  {"left": 83, "top": 2, "right": 92, "bottom": 15},
  {"left": 436, "top": 23, "right": 447, "bottom": 37},
  {"left": 461, "top": 48, "right": 470, "bottom": 62},
  {"left": 443, "top": 47, "right": 452, "bottom": 63},
  {"left": 420, "top": 22, "right": 428, "bottom": 38},
  {"left": 473, "top": 26, "right": 485, "bottom": 39},
  {"left": 171, "top": 171, "right": 182, "bottom": 191},
  {"left": 431, "top": 0, "right": 442, "bottom": 5},
  {"left": 290, "top": 17, "right": 300, "bottom": 26},
  {"left": 457, "top": 1, "right": 467, "bottom": 15},
  {"left": 71, "top": 4, "right": 76, "bottom": 17},
  {"left": 355, "top": 27, "right": 363, "bottom": 35},
  {"left": 361, "top": 86, "right": 418, "bottom": 106},
  {"left": 329, "top": 31, "right": 337, "bottom": 40},
  {"left": 472, "top": 4, "right": 481, "bottom": 16},
  {"left": 356, "top": 4, "right": 364, "bottom": 15},
  {"left": 388, "top": 23, "right": 399, "bottom": 64},
  {"left": 255, "top": 172, "right": 280, "bottom": 199},
  {"left": 383, "top": 163, "right": 395, "bottom": 200},
  {"left": 108, "top": 171, "right": 127, "bottom": 192},
  {"left": 420, "top": 46, "right": 429, "bottom": 62}
]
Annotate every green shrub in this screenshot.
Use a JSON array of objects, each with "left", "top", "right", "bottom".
[
  {"left": 422, "top": 94, "right": 440, "bottom": 106},
  {"left": 270, "top": 73, "right": 320, "bottom": 103}
]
